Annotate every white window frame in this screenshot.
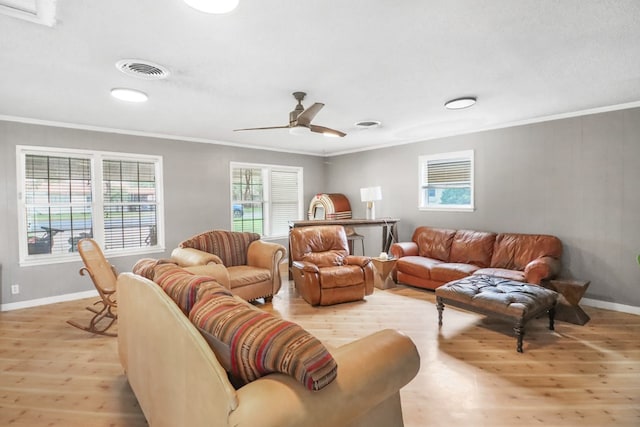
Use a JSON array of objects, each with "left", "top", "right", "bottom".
[
  {"left": 230, "top": 162, "right": 304, "bottom": 239},
  {"left": 16, "top": 145, "right": 165, "bottom": 266},
  {"left": 418, "top": 150, "right": 475, "bottom": 212}
]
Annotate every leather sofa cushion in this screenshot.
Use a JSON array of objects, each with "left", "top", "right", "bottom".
[
  {"left": 318, "top": 265, "right": 365, "bottom": 289},
  {"left": 413, "top": 227, "right": 456, "bottom": 261},
  {"left": 430, "top": 263, "right": 481, "bottom": 283},
  {"left": 490, "top": 233, "right": 562, "bottom": 270},
  {"left": 302, "top": 250, "right": 346, "bottom": 267},
  {"left": 227, "top": 265, "right": 271, "bottom": 288},
  {"left": 449, "top": 230, "right": 496, "bottom": 267},
  {"left": 190, "top": 291, "right": 338, "bottom": 391},
  {"left": 179, "top": 230, "right": 261, "bottom": 267},
  {"left": 473, "top": 267, "right": 526, "bottom": 283},
  {"left": 396, "top": 256, "right": 443, "bottom": 280},
  {"left": 291, "top": 226, "right": 350, "bottom": 267}
]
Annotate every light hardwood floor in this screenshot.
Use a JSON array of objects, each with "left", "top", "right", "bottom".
[{"left": 1, "top": 276, "right": 639, "bottom": 426}]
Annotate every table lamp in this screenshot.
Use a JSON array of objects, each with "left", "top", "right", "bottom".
[{"left": 360, "top": 186, "right": 382, "bottom": 220}]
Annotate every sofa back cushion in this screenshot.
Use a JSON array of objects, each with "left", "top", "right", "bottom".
[
  {"left": 290, "top": 225, "right": 349, "bottom": 267},
  {"left": 190, "top": 291, "right": 338, "bottom": 391},
  {"left": 449, "top": 230, "right": 497, "bottom": 267},
  {"left": 412, "top": 227, "right": 457, "bottom": 261},
  {"left": 490, "top": 233, "right": 562, "bottom": 271},
  {"left": 179, "top": 230, "right": 261, "bottom": 267}
]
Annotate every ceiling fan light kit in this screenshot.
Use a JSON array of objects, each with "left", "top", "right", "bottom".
[
  {"left": 445, "top": 97, "right": 477, "bottom": 110},
  {"left": 183, "top": 0, "right": 239, "bottom": 14},
  {"left": 289, "top": 126, "right": 308, "bottom": 136}
]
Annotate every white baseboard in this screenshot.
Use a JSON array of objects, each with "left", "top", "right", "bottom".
[
  {"left": 2, "top": 290, "right": 639, "bottom": 316},
  {"left": 581, "top": 298, "right": 640, "bottom": 316},
  {"left": 1, "top": 290, "right": 99, "bottom": 312}
]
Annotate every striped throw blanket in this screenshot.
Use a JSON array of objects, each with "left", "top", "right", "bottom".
[{"left": 190, "top": 290, "right": 338, "bottom": 391}]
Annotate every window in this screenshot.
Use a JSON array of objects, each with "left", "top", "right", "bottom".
[
  {"left": 419, "top": 150, "right": 474, "bottom": 211},
  {"left": 230, "top": 162, "right": 303, "bottom": 238},
  {"left": 17, "top": 146, "right": 164, "bottom": 265}
]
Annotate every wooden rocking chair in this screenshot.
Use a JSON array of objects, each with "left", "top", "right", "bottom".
[{"left": 67, "top": 238, "right": 118, "bottom": 336}]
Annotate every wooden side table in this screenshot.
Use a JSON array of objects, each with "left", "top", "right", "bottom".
[
  {"left": 371, "top": 257, "right": 397, "bottom": 290},
  {"left": 542, "top": 278, "right": 591, "bottom": 325}
]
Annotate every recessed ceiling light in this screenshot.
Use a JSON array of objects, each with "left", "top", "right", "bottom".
[
  {"left": 355, "top": 120, "right": 382, "bottom": 129},
  {"left": 445, "top": 97, "right": 477, "bottom": 110},
  {"left": 110, "top": 88, "right": 148, "bottom": 103},
  {"left": 183, "top": 0, "right": 239, "bottom": 14}
]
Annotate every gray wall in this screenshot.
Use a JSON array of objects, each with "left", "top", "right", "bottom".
[
  {"left": 0, "top": 121, "right": 325, "bottom": 305},
  {"left": 325, "top": 107, "right": 640, "bottom": 308},
  {"left": 2, "top": 107, "right": 639, "bottom": 308}
]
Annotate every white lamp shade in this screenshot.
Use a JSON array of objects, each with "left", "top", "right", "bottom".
[
  {"left": 183, "top": 0, "right": 239, "bottom": 14},
  {"left": 360, "top": 186, "right": 382, "bottom": 202}
]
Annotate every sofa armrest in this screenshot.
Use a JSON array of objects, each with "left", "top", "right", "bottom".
[
  {"left": 171, "top": 247, "right": 224, "bottom": 266},
  {"left": 247, "top": 240, "right": 287, "bottom": 295},
  {"left": 292, "top": 260, "right": 320, "bottom": 273},
  {"left": 230, "top": 329, "right": 420, "bottom": 427},
  {"left": 390, "top": 242, "right": 418, "bottom": 258},
  {"left": 344, "top": 255, "right": 371, "bottom": 268},
  {"left": 247, "top": 240, "right": 286, "bottom": 270},
  {"left": 181, "top": 263, "right": 231, "bottom": 290},
  {"left": 524, "top": 256, "right": 561, "bottom": 284}
]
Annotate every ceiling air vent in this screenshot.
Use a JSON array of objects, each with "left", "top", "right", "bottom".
[
  {"left": 355, "top": 120, "right": 382, "bottom": 129},
  {"left": 115, "top": 59, "right": 170, "bottom": 80}
]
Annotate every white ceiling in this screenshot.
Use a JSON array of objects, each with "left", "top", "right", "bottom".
[{"left": 1, "top": 0, "right": 639, "bottom": 156}]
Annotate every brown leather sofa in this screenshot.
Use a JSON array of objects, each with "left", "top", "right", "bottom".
[
  {"left": 390, "top": 226, "right": 562, "bottom": 290},
  {"left": 171, "top": 230, "right": 286, "bottom": 302},
  {"left": 290, "top": 225, "right": 375, "bottom": 306}
]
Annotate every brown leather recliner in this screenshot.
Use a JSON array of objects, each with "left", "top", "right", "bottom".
[{"left": 290, "top": 225, "right": 374, "bottom": 306}]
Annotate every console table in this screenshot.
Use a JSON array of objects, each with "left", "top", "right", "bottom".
[{"left": 287, "top": 218, "right": 400, "bottom": 279}]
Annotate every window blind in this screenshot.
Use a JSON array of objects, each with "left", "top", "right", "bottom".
[{"left": 271, "top": 169, "right": 299, "bottom": 236}]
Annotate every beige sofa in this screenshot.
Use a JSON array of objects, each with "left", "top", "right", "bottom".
[
  {"left": 117, "top": 271, "right": 421, "bottom": 427},
  {"left": 391, "top": 226, "right": 562, "bottom": 290}
]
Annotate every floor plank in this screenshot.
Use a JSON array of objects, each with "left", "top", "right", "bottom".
[{"left": 1, "top": 275, "right": 639, "bottom": 426}]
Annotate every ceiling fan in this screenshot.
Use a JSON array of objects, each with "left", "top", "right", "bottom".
[{"left": 234, "top": 91, "right": 346, "bottom": 138}]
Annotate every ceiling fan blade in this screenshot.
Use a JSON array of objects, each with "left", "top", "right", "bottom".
[
  {"left": 296, "top": 102, "right": 324, "bottom": 126},
  {"left": 234, "top": 125, "right": 290, "bottom": 132},
  {"left": 309, "top": 124, "right": 346, "bottom": 138}
]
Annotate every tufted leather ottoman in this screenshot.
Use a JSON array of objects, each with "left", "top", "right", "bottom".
[{"left": 435, "top": 275, "right": 558, "bottom": 352}]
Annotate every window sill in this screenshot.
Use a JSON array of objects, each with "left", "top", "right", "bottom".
[
  {"left": 419, "top": 206, "right": 475, "bottom": 213},
  {"left": 19, "top": 245, "right": 166, "bottom": 267}
]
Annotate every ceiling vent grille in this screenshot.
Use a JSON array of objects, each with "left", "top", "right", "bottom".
[
  {"left": 355, "top": 120, "right": 382, "bottom": 129},
  {"left": 116, "top": 59, "right": 170, "bottom": 80}
]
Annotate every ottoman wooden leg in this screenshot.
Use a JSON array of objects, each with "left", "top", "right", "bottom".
[
  {"left": 548, "top": 305, "right": 556, "bottom": 330},
  {"left": 436, "top": 297, "right": 444, "bottom": 327},
  {"left": 514, "top": 321, "right": 525, "bottom": 353}
]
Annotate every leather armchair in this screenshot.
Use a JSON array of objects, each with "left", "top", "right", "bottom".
[
  {"left": 171, "top": 230, "right": 286, "bottom": 302},
  {"left": 290, "top": 225, "right": 374, "bottom": 306}
]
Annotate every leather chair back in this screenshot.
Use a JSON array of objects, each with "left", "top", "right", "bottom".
[{"left": 290, "top": 225, "right": 349, "bottom": 267}]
